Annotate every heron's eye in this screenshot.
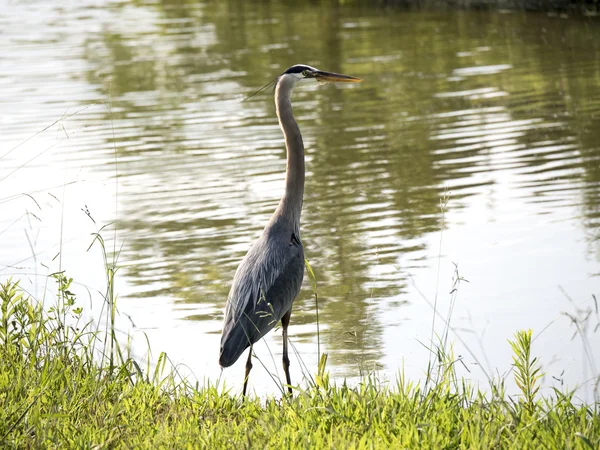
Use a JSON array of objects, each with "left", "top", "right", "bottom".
[{"left": 302, "top": 70, "right": 310, "bottom": 77}]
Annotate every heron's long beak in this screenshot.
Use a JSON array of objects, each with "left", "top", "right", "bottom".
[{"left": 313, "top": 70, "right": 362, "bottom": 83}]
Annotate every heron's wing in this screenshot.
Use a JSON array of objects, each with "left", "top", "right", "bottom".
[{"left": 219, "top": 228, "right": 304, "bottom": 367}]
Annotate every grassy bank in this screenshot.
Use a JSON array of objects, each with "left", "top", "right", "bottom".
[{"left": 1, "top": 278, "right": 599, "bottom": 449}]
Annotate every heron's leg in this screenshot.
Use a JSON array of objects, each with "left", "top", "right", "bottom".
[
  {"left": 281, "top": 309, "right": 292, "bottom": 395},
  {"left": 243, "top": 344, "right": 253, "bottom": 397}
]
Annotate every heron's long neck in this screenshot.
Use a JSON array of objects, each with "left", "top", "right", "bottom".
[{"left": 274, "top": 76, "right": 304, "bottom": 230}]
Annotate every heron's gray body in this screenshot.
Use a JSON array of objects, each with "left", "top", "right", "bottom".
[{"left": 219, "top": 216, "right": 304, "bottom": 367}]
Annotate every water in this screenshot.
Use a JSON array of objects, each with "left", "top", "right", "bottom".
[{"left": 1, "top": 1, "right": 599, "bottom": 397}]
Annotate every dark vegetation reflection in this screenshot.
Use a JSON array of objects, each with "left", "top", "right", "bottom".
[{"left": 82, "top": 0, "right": 600, "bottom": 370}]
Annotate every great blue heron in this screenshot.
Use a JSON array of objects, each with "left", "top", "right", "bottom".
[{"left": 219, "top": 64, "right": 362, "bottom": 396}]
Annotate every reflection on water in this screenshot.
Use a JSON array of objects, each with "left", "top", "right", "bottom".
[{"left": 1, "top": 1, "right": 599, "bottom": 396}]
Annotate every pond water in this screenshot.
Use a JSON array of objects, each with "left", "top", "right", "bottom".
[{"left": 1, "top": 1, "right": 599, "bottom": 398}]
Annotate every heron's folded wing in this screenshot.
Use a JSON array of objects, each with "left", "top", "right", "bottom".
[{"left": 219, "top": 233, "right": 304, "bottom": 365}]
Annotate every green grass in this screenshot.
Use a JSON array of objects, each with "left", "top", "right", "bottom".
[{"left": 1, "top": 278, "right": 599, "bottom": 449}]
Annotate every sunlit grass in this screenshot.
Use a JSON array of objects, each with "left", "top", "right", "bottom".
[{"left": 1, "top": 273, "right": 599, "bottom": 448}]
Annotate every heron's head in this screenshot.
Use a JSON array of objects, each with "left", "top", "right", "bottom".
[
  {"left": 281, "top": 64, "right": 363, "bottom": 85},
  {"left": 244, "top": 64, "right": 361, "bottom": 102}
]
